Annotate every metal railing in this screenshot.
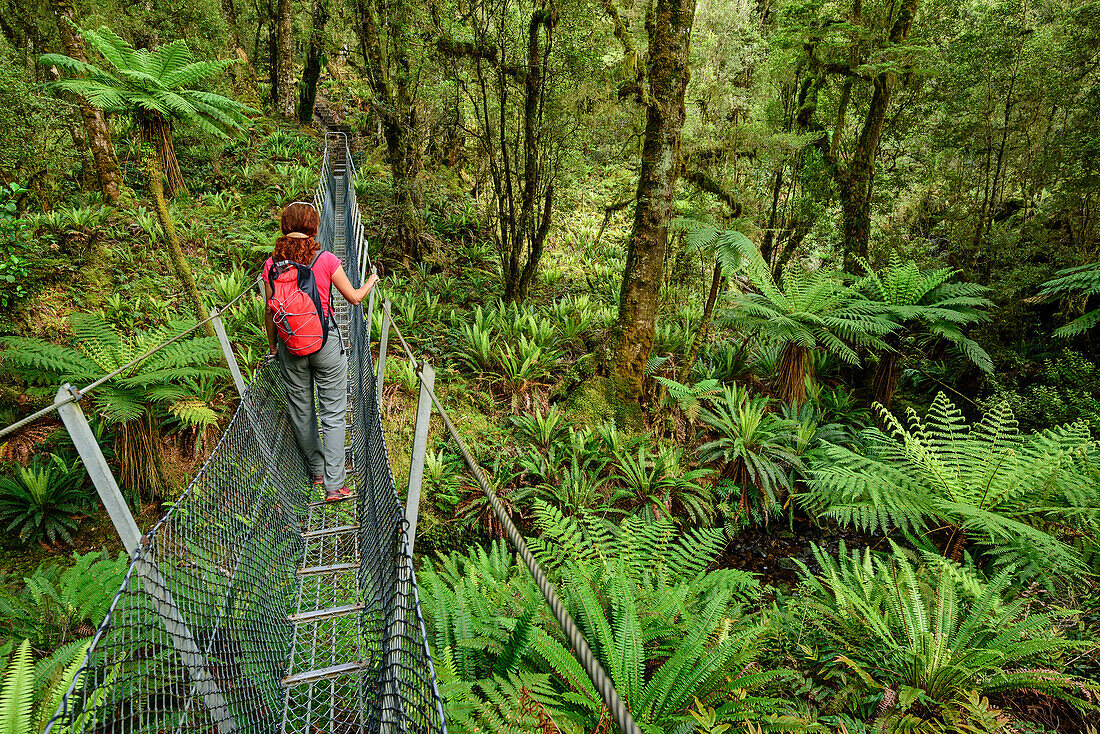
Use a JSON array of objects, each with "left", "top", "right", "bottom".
[{"left": 41, "top": 133, "right": 446, "bottom": 734}]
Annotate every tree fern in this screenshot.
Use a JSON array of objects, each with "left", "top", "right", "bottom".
[
  {"left": 1038, "top": 261, "right": 1100, "bottom": 337},
  {"left": 1, "top": 314, "right": 226, "bottom": 499},
  {"left": 725, "top": 253, "right": 895, "bottom": 404},
  {"left": 40, "top": 27, "right": 254, "bottom": 196},
  {"left": 855, "top": 255, "right": 992, "bottom": 407},
  {"left": 799, "top": 393, "right": 1098, "bottom": 588}
]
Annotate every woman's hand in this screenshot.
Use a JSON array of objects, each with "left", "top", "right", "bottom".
[{"left": 331, "top": 266, "right": 379, "bottom": 306}]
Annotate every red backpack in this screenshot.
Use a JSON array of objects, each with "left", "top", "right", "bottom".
[{"left": 267, "top": 257, "right": 329, "bottom": 356}]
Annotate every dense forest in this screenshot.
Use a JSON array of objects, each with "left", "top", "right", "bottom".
[{"left": 0, "top": 0, "right": 1098, "bottom": 729}]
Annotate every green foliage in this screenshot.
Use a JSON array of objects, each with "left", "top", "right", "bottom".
[
  {"left": 0, "top": 314, "right": 227, "bottom": 499},
  {"left": 0, "top": 551, "right": 128, "bottom": 648},
  {"left": 509, "top": 406, "right": 568, "bottom": 452},
  {"left": 799, "top": 394, "right": 1099, "bottom": 587},
  {"left": 855, "top": 255, "right": 993, "bottom": 372},
  {"left": 983, "top": 349, "right": 1100, "bottom": 434},
  {"left": 611, "top": 443, "right": 717, "bottom": 525},
  {"left": 654, "top": 376, "right": 721, "bottom": 423},
  {"left": 0, "top": 42, "right": 73, "bottom": 187},
  {"left": 782, "top": 544, "right": 1097, "bottom": 727},
  {"left": 421, "top": 507, "right": 769, "bottom": 730},
  {"left": 699, "top": 385, "right": 802, "bottom": 520},
  {"left": 0, "top": 455, "right": 88, "bottom": 545},
  {"left": 1038, "top": 261, "right": 1100, "bottom": 337},
  {"left": 673, "top": 218, "right": 754, "bottom": 276},
  {"left": 40, "top": 27, "right": 253, "bottom": 139},
  {"left": 0, "top": 638, "right": 92, "bottom": 734},
  {"left": 452, "top": 302, "right": 562, "bottom": 410}
]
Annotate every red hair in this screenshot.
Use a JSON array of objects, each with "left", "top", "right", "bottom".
[{"left": 272, "top": 202, "right": 320, "bottom": 264}]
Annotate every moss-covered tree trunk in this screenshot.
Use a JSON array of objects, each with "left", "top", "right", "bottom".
[
  {"left": 359, "top": 0, "right": 425, "bottom": 263},
  {"left": 298, "top": 0, "right": 326, "bottom": 124},
  {"left": 275, "top": 0, "right": 296, "bottom": 118},
  {"left": 52, "top": 0, "right": 121, "bottom": 204},
  {"left": 145, "top": 151, "right": 214, "bottom": 338},
  {"left": 835, "top": 0, "right": 919, "bottom": 273},
  {"left": 677, "top": 262, "right": 723, "bottom": 383},
  {"left": 609, "top": 0, "right": 695, "bottom": 400}
]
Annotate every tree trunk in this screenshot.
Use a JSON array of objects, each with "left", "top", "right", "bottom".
[
  {"left": 142, "top": 115, "right": 188, "bottom": 197},
  {"left": 774, "top": 342, "right": 811, "bottom": 405},
  {"left": 836, "top": 0, "right": 919, "bottom": 273},
  {"left": 220, "top": 0, "right": 242, "bottom": 51},
  {"left": 52, "top": 0, "right": 121, "bottom": 204},
  {"left": 297, "top": 0, "right": 327, "bottom": 124},
  {"left": 609, "top": 0, "right": 695, "bottom": 400},
  {"left": 275, "top": 0, "right": 295, "bottom": 118},
  {"left": 872, "top": 350, "right": 901, "bottom": 409},
  {"left": 507, "top": 7, "right": 555, "bottom": 302},
  {"left": 146, "top": 151, "right": 214, "bottom": 338},
  {"left": 358, "top": 0, "right": 425, "bottom": 262},
  {"left": 677, "top": 262, "right": 722, "bottom": 383}
]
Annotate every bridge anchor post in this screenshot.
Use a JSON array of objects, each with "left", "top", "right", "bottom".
[
  {"left": 55, "top": 385, "right": 240, "bottom": 734},
  {"left": 405, "top": 360, "right": 434, "bottom": 555},
  {"left": 210, "top": 307, "right": 247, "bottom": 399},
  {"left": 376, "top": 299, "right": 392, "bottom": 398}
]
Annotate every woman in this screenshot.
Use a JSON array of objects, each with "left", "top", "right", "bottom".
[{"left": 263, "top": 201, "right": 379, "bottom": 502}]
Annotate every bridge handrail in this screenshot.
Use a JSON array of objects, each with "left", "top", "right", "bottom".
[{"left": 0, "top": 282, "right": 258, "bottom": 441}]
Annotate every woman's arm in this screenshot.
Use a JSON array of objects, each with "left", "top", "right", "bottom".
[
  {"left": 330, "top": 266, "right": 379, "bottom": 306},
  {"left": 263, "top": 281, "right": 278, "bottom": 355}
]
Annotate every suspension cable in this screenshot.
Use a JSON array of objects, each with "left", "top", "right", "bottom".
[
  {"left": 0, "top": 281, "right": 259, "bottom": 440},
  {"left": 378, "top": 297, "right": 643, "bottom": 734}
]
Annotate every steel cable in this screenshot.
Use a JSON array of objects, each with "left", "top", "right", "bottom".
[
  {"left": 378, "top": 311, "right": 642, "bottom": 734},
  {"left": 0, "top": 281, "right": 259, "bottom": 440}
]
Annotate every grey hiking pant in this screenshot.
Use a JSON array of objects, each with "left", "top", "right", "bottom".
[{"left": 277, "top": 329, "right": 347, "bottom": 493}]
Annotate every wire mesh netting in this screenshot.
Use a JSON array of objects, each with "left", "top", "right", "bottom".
[{"left": 46, "top": 135, "right": 446, "bottom": 734}]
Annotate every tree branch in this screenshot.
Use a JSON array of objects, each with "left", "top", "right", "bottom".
[
  {"left": 435, "top": 37, "right": 527, "bottom": 80},
  {"left": 683, "top": 166, "right": 742, "bottom": 216}
]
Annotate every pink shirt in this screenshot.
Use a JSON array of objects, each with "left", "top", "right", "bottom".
[{"left": 263, "top": 251, "right": 342, "bottom": 316}]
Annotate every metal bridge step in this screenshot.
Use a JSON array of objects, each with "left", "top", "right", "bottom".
[
  {"left": 297, "top": 562, "right": 358, "bottom": 576},
  {"left": 302, "top": 523, "right": 359, "bottom": 539},
  {"left": 281, "top": 661, "right": 365, "bottom": 687},
  {"left": 289, "top": 602, "right": 363, "bottom": 623},
  {"left": 308, "top": 493, "right": 357, "bottom": 508}
]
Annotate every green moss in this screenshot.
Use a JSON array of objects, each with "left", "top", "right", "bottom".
[{"left": 565, "top": 376, "right": 645, "bottom": 434}]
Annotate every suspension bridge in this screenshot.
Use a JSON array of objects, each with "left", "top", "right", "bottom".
[{"left": 3, "top": 125, "right": 641, "bottom": 734}]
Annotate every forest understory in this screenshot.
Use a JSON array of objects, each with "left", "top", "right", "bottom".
[{"left": 0, "top": 0, "right": 1099, "bottom": 731}]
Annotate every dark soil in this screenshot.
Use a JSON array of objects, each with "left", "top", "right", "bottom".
[{"left": 715, "top": 515, "right": 892, "bottom": 593}]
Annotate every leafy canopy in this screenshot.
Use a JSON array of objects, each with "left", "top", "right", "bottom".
[{"left": 39, "top": 26, "right": 254, "bottom": 136}]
